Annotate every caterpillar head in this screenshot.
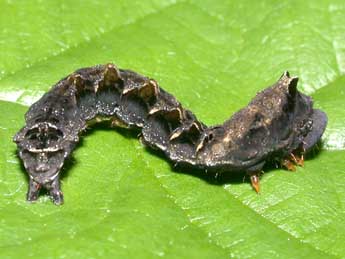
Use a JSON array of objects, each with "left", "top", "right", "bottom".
[
  {"left": 196, "top": 72, "right": 327, "bottom": 171},
  {"left": 13, "top": 122, "right": 69, "bottom": 185}
]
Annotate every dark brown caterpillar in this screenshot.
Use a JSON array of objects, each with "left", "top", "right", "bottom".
[{"left": 13, "top": 64, "right": 327, "bottom": 205}]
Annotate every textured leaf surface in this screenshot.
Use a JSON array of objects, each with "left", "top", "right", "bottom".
[{"left": 1, "top": 1, "right": 345, "bottom": 258}]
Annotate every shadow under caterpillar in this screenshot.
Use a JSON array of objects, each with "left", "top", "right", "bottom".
[{"left": 13, "top": 64, "right": 327, "bottom": 205}]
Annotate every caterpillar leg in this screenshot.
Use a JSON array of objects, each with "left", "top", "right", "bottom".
[
  {"left": 281, "top": 151, "right": 304, "bottom": 171},
  {"left": 281, "top": 158, "right": 296, "bottom": 171},
  {"left": 248, "top": 172, "right": 261, "bottom": 193},
  {"left": 290, "top": 153, "right": 304, "bottom": 167},
  {"left": 47, "top": 177, "right": 64, "bottom": 205},
  {"left": 27, "top": 178, "right": 63, "bottom": 205},
  {"left": 27, "top": 179, "right": 41, "bottom": 202}
]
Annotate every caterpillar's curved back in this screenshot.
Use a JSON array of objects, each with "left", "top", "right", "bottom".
[{"left": 14, "top": 64, "right": 327, "bottom": 204}]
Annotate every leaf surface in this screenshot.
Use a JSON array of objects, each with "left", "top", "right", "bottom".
[{"left": 0, "top": 1, "right": 344, "bottom": 258}]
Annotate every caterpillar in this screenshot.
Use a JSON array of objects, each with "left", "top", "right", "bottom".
[{"left": 13, "top": 64, "right": 327, "bottom": 205}]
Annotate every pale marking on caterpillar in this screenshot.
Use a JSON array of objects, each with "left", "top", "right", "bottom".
[{"left": 13, "top": 64, "right": 328, "bottom": 205}]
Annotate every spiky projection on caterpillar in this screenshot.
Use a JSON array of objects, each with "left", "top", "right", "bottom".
[{"left": 13, "top": 64, "right": 327, "bottom": 205}]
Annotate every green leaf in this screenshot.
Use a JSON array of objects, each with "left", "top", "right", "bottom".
[{"left": 1, "top": 1, "right": 344, "bottom": 258}]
